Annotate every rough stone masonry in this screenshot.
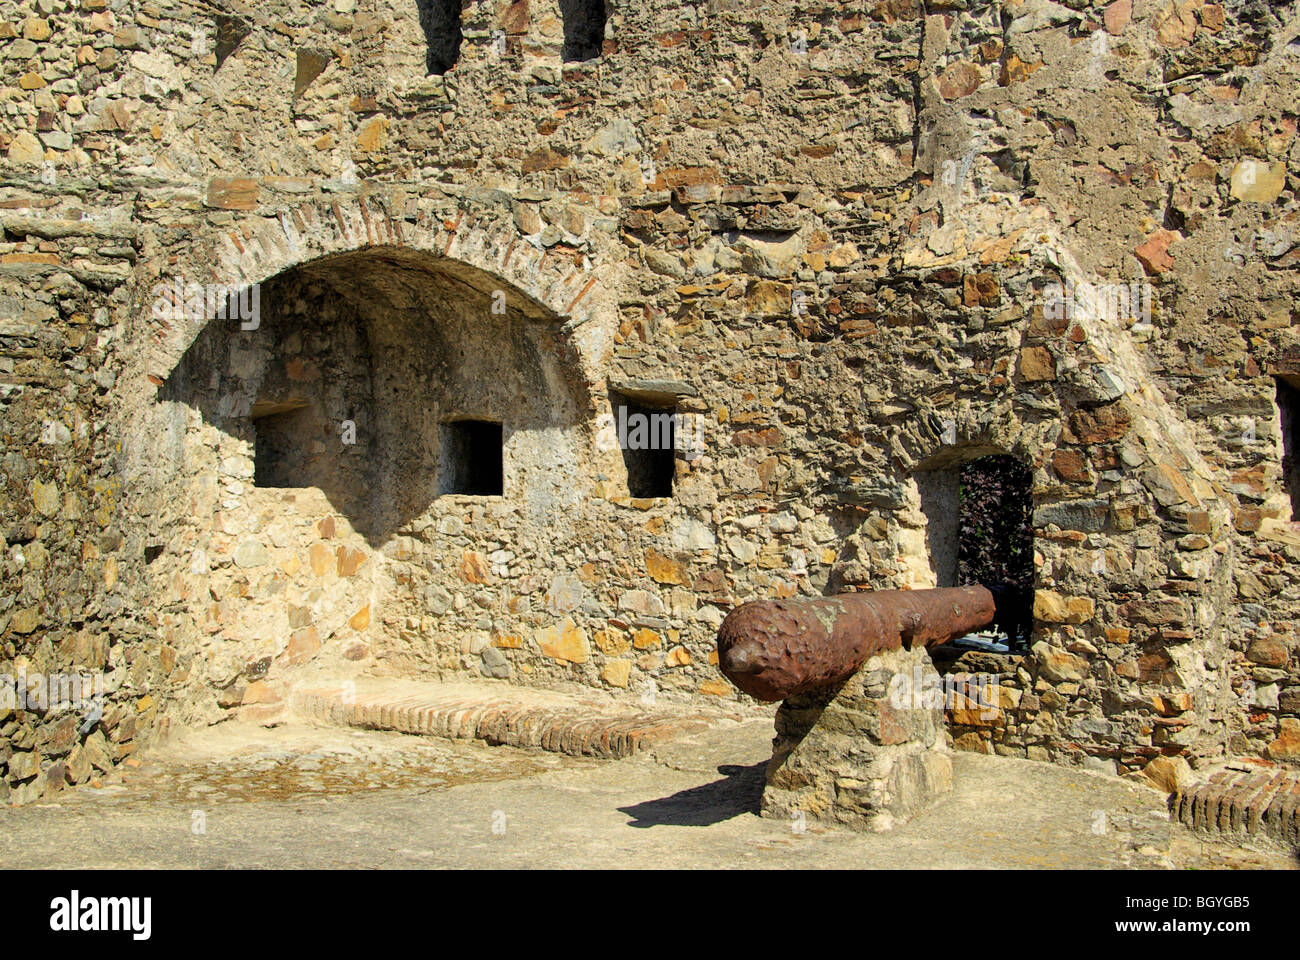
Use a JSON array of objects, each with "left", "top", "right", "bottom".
[{"left": 1, "top": 0, "right": 1298, "bottom": 807}]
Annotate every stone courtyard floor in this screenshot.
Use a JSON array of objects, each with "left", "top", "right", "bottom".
[{"left": 1, "top": 718, "right": 1293, "bottom": 870}]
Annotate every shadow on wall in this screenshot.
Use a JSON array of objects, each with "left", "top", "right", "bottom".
[{"left": 156, "top": 246, "right": 583, "bottom": 546}]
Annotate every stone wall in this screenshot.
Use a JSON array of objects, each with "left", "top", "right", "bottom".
[{"left": 2, "top": 0, "right": 1298, "bottom": 802}]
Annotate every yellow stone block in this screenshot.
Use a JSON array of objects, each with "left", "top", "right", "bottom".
[
  {"left": 538, "top": 618, "right": 590, "bottom": 664},
  {"left": 601, "top": 660, "right": 631, "bottom": 688},
  {"left": 645, "top": 547, "right": 686, "bottom": 585},
  {"left": 665, "top": 645, "right": 691, "bottom": 667}
]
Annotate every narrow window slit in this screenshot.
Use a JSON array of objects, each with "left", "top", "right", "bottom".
[
  {"left": 416, "top": 0, "right": 464, "bottom": 75},
  {"left": 252, "top": 400, "right": 312, "bottom": 489},
  {"left": 560, "top": 0, "right": 606, "bottom": 63}
]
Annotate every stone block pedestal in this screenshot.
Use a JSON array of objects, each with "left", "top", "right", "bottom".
[{"left": 761, "top": 644, "right": 952, "bottom": 832}]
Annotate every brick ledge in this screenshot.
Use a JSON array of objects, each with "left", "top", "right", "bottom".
[
  {"left": 1172, "top": 765, "right": 1300, "bottom": 850},
  {"left": 292, "top": 682, "right": 723, "bottom": 760}
]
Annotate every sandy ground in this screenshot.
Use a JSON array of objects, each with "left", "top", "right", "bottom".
[{"left": 1, "top": 718, "right": 1293, "bottom": 869}]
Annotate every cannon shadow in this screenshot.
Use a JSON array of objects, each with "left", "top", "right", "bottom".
[{"left": 618, "top": 762, "right": 765, "bottom": 828}]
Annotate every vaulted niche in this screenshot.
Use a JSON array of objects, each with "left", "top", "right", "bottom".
[{"left": 159, "top": 246, "right": 582, "bottom": 545}]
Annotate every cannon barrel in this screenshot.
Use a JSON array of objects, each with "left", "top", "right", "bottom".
[{"left": 717, "top": 586, "right": 997, "bottom": 701}]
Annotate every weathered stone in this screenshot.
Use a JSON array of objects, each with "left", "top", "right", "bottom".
[
  {"left": 206, "top": 177, "right": 259, "bottom": 210},
  {"left": 1141, "top": 755, "right": 1192, "bottom": 793},
  {"left": 1104, "top": 0, "right": 1132, "bottom": 34},
  {"left": 1031, "top": 641, "right": 1090, "bottom": 682},
  {"left": 618, "top": 590, "right": 665, "bottom": 617},
  {"left": 1118, "top": 598, "right": 1188, "bottom": 626},
  {"left": 544, "top": 574, "right": 584, "bottom": 613},
  {"left": 355, "top": 115, "right": 390, "bottom": 153},
  {"left": 1229, "top": 161, "right": 1286, "bottom": 203},
  {"left": 7, "top": 751, "right": 41, "bottom": 782},
  {"left": 1018, "top": 345, "right": 1056, "bottom": 381},
  {"left": 1032, "top": 591, "right": 1095, "bottom": 625},
  {"left": 32, "top": 480, "right": 60, "bottom": 517},
  {"left": 294, "top": 49, "right": 332, "bottom": 99},
  {"left": 645, "top": 548, "right": 686, "bottom": 585},
  {"left": 537, "top": 618, "right": 589, "bottom": 664},
  {"left": 7, "top": 131, "right": 45, "bottom": 165},
  {"left": 460, "top": 551, "right": 490, "bottom": 584},
  {"left": 1265, "top": 718, "right": 1300, "bottom": 760},
  {"left": 309, "top": 542, "right": 333, "bottom": 576},
  {"left": 1135, "top": 230, "right": 1179, "bottom": 275},
  {"left": 1246, "top": 637, "right": 1288, "bottom": 667},
  {"left": 763, "top": 646, "right": 951, "bottom": 832},
  {"left": 480, "top": 645, "right": 511, "bottom": 679},
  {"left": 234, "top": 540, "right": 269, "bottom": 568},
  {"left": 1065, "top": 405, "right": 1131, "bottom": 444},
  {"left": 937, "top": 61, "right": 984, "bottom": 100},
  {"left": 241, "top": 681, "right": 281, "bottom": 705},
  {"left": 1033, "top": 500, "right": 1108, "bottom": 532},
  {"left": 349, "top": 605, "right": 371, "bottom": 630},
  {"left": 999, "top": 54, "right": 1042, "bottom": 86},
  {"left": 745, "top": 280, "right": 791, "bottom": 316},
  {"left": 1154, "top": 2, "right": 1197, "bottom": 47},
  {"left": 1051, "top": 448, "right": 1091, "bottom": 483},
  {"left": 521, "top": 146, "right": 568, "bottom": 174},
  {"left": 585, "top": 118, "right": 640, "bottom": 157},
  {"left": 601, "top": 659, "right": 631, "bottom": 687},
  {"left": 287, "top": 627, "right": 321, "bottom": 664}
]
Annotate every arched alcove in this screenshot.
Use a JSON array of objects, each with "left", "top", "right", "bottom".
[
  {"left": 132, "top": 241, "right": 604, "bottom": 708},
  {"left": 157, "top": 246, "right": 582, "bottom": 545}
]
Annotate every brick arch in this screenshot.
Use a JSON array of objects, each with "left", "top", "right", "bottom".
[{"left": 132, "top": 194, "right": 619, "bottom": 407}]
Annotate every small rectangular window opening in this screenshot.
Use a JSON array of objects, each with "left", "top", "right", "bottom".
[
  {"left": 560, "top": 0, "right": 606, "bottom": 62},
  {"left": 611, "top": 392, "right": 675, "bottom": 498},
  {"left": 439, "top": 419, "right": 504, "bottom": 496},
  {"left": 252, "top": 400, "right": 311, "bottom": 488}
]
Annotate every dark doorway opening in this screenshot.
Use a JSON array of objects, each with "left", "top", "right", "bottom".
[
  {"left": 957, "top": 455, "right": 1035, "bottom": 649},
  {"left": 439, "top": 419, "right": 503, "bottom": 496}
]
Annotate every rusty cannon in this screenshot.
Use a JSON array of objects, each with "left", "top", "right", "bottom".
[{"left": 717, "top": 585, "right": 1003, "bottom": 702}]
